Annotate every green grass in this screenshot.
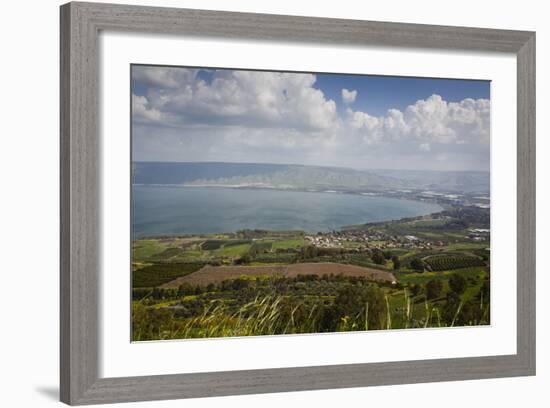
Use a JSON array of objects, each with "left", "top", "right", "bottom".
[
  {"left": 386, "top": 289, "right": 442, "bottom": 328},
  {"left": 224, "top": 240, "right": 252, "bottom": 247},
  {"left": 213, "top": 243, "right": 251, "bottom": 257},
  {"left": 408, "top": 219, "right": 450, "bottom": 228},
  {"left": 271, "top": 238, "right": 306, "bottom": 250},
  {"left": 148, "top": 247, "right": 185, "bottom": 260},
  {"left": 132, "top": 282, "right": 488, "bottom": 340},
  {"left": 132, "top": 240, "right": 169, "bottom": 261},
  {"left": 171, "top": 250, "right": 204, "bottom": 260},
  {"left": 446, "top": 242, "right": 490, "bottom": 250},
  {"left": 396, "top": 266, "right": 485, "bottom": 285},
  {"left": 250, "top": 241, "right": 273, "bottom": 253}
]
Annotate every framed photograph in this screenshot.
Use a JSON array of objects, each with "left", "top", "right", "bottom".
[{"left": 60, "top": 2, "right": 536, "bottom": 405}]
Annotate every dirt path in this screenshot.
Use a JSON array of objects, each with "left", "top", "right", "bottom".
[{"left": 161, "top": 262, "right": 396, "bottom": 288}]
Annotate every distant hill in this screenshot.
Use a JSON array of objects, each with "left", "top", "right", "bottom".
[
  {"left": 132, "top": 161, "right": 489, "bottom": 193},
  {"left": 372, "top": 169, "right": 490, "bottom": 193},
  {"left": 132, "top": 162, "right": 283, "bottom": 185}
]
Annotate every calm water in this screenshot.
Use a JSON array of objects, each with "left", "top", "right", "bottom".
[{"left": 132, "top": 186, "right": 442, "bottom": 238}]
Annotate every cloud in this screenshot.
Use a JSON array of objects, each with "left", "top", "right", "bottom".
[
  {"left": 132, "top": 67, "right": 490, "bottom": 171},
  {"left": 133, "top": 66, "right": 338, "bottom": 132},
  {"left": 419, "top": 143, "right": 431, "bottom": 152},
  {"left": 132, "top": 94, "right": 162, "bottom": 123},
  {"left": 132, "top": 66, "right": 198, "bottom": 88},
  {"left": 346, "top": 94, "right": 490, "bottom": 146},
  {"left": 341, "top": 88, "right": 357, "bottom": 105}
]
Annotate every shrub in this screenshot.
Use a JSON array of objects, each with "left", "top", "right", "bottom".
[
  {"left": 332, "top": 284, "right": 386, "bottom": 330},
  {"left": 372, "top": 250, "right": 386, "bottom": 265},
  {"left": 425, "top": 279, "right": 443, "bottom": 300},
  {"left": 410, "top": 258, "right": 425, "bottom": 272},
  {"left": 391, "top": 255, "right": 401, "bottom": 270},
  {"left": 449, "top": 273, "right": 467, "bottom": 294}
]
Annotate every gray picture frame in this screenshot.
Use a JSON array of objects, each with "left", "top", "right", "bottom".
[{"left": 60, "top": 2, "right": 536, "bottom": 405}]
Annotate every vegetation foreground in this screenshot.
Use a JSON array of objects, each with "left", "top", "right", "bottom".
[{"left": 132, "top": 207, "right": 490, "bottom": 341}]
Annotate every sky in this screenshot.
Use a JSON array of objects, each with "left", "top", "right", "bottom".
[{"left": 131, "top": 65, "right": 490, "bottom": 172}]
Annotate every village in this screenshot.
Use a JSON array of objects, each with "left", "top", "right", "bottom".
[
  {"left": 305, "top": 230, "right": 437, "bottom": 251},
  {"left": 304, "top": 214, "right": 490, "bottom": 251}
]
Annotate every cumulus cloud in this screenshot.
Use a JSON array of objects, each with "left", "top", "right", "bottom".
[
  {"left": 133, "top": 66, "right": 337, "bottom": 132},
  {"left": 132, "top": 66, "right": 199, "bottom": 88},
  {"left": 341, "top": 88, "right": 357, "bottom": 105},
  {"left": 347, "top": 94, "right": 490, "bottom": 146},
  {"left": 132, "top": 94, "right": 162, "bottom": 123},
  {"left": 132, "top": 67, "right": 490, "bottom": 171}
]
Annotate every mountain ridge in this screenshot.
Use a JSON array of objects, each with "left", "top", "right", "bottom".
[{"left": 132, "top": 161, "right": 489, "bottom": 193}]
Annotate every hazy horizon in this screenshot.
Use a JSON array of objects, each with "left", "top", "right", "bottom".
[
  {"left": 132, "top": 159, "right": 490, "bottom": 174},
  {"left": 132, "top": 65, "right": 490, "bottom": 172}
]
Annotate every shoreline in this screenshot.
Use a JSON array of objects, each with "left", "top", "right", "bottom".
[
  {"left": 133, "top": 182, "right": 480, "bottom": 197},
  {"left": 132, "top": 195, "right": 443, "bottom": 240},
  {"left": 132, "top": 211, "right": 446, "bottom": 241},
  {"left": 130, "top": 185, "right": 492, "bottom": 241}
]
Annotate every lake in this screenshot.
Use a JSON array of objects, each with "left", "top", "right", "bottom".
[{"left": 132, "top": 186, "right": 442, "bottom": 238}]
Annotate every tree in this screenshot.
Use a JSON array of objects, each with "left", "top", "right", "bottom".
[
  {"left": 299, "top": 245, "right": 318, "bottom": 260},
  {"left": 231, "top": 278, "right": 250, "bottom": 291},
  {"left": 457, "top": 300, "right": 481, "bottom": 326},
  {"left": 410, "top": 283, "right": 422, "bottom": 297},
  {"left": 410, "top": 258, "right": 425, "bottom": 272},
  {"left": 449, "top": 273, "right": 467, "bottom": 295},
  {"left": 234, "top": 253, "right": 251, "bottom": 265},
  {"left": 371, "top": 250, "right": 386, "bottom": 265},
  {"left": 318, "top": 305, "right": 339, "bottom": 333},
  {"left": 152, "top": 287, "right": 164, "bottom": 299},
  {"left": 425, "top": 279, "right": 443, "bottom": 300},
  {"left": 332, "top": 284, "right": 386, "bottom": 330},
  {"left": 443, "top": 290, "right": 461, "bottom": 323},
  {"left": 391, "top": 255, "right": 401, "bottom": 270},
  {"left": 444, "top": 291, "right": 482, "bottom": 326}
]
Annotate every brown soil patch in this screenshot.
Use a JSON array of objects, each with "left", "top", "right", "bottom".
[{"left": 160, "top": 262, "right": 396, "bottom": 288}]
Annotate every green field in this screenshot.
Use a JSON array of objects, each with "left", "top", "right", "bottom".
[
  {"left": 396, "top": 266, "right": 486, "bottom": 285},
  {"left": 132, "top": 240, "right": 169, "bottom": 261},
  {"left": 214, "top": 243, "right": 252, "bottom": 257},
  {"left": 133, "top": 263, "right": 204, "bottom": 287},
  {"left": 423, "top": 254, "right": 485, "bottom": 271},
  {"left": 272, "top": 238, "right": 306, "bottom": 250},
  {"left": 131, "top": 209, "right": 490, "bottom": 340}
]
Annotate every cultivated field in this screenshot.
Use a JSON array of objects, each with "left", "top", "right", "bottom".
[{"left": 160, "top": 262, "right": 396, "bottom": 288}]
